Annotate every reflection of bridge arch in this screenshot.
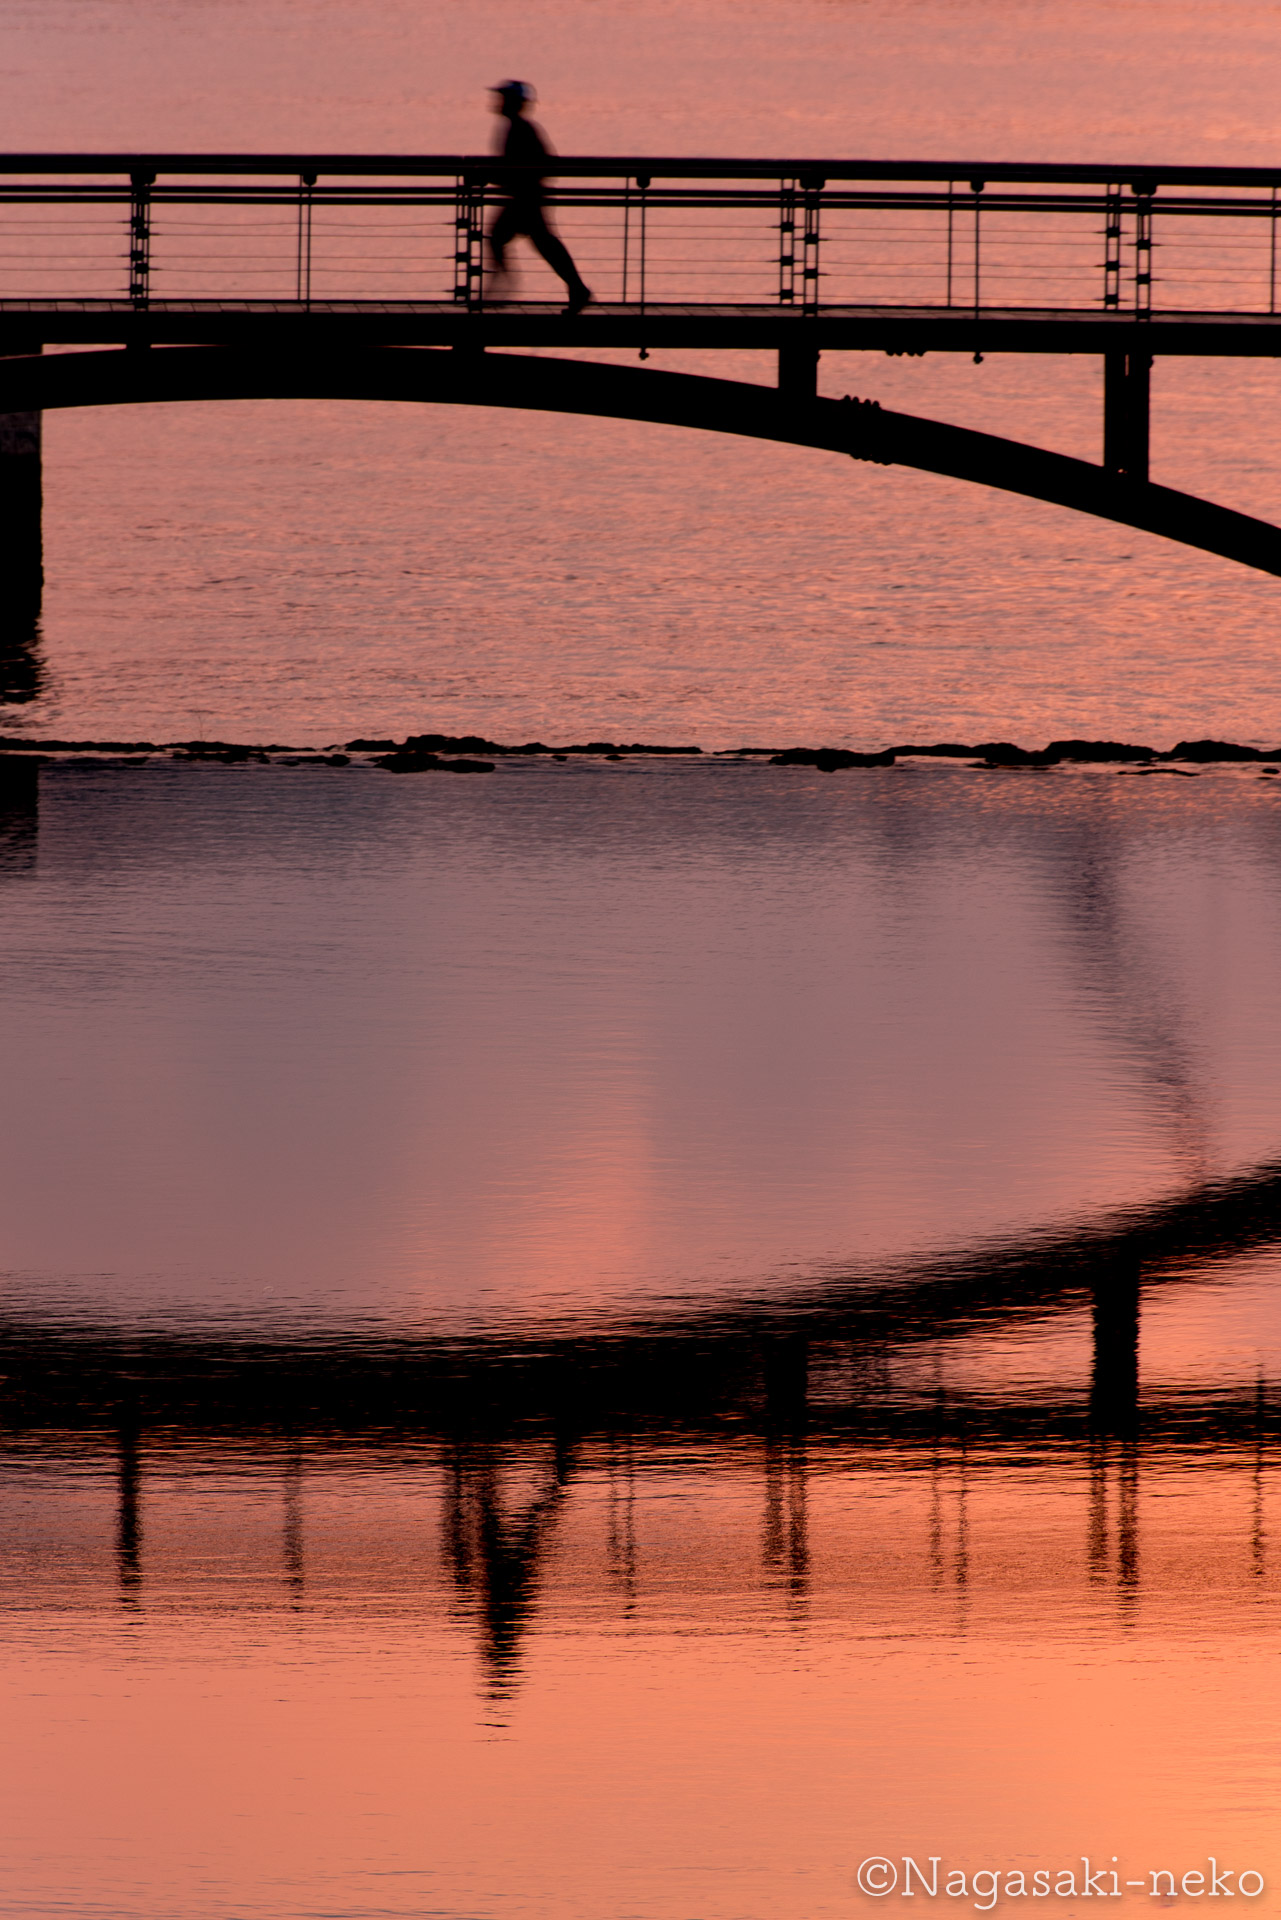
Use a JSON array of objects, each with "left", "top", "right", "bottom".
[
  {"left": 5, "top": 1155, "right": 1276, "bottom": 1683},
  {"left": 4, "top": 1146, "right": 1279, "bottom": 1439},
  {"left": 5, "top": 346, "right": 1281, "bottom": 577}
]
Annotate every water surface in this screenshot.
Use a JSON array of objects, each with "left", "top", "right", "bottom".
[
  {"left": 3, "top": 3, "right": 1281, "bottom": 1912},
  {"left": 2, "top": 760, "right": 1279, "bottom": 1916}
]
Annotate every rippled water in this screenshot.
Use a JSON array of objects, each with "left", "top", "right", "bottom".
[
  {"left": 4, "top": 2, "right": 1281, "bottom": 1914},
  {"left": 7, "top": 758, "right": 1281, "bottom": 1330},
  {"left": 8, "top": 0, "right": 1281, "bottom": 747},
  {"left": 2, "top": 757, "right": 1280, "bottom": 1916}
]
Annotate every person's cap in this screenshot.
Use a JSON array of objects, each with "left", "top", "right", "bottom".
[{"left": 492, "top": 80, "right": 533, "bottom": 103}]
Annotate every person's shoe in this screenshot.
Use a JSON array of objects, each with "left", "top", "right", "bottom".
[{"left": 564, "top": 284, "right": 592, "bottom": 316}]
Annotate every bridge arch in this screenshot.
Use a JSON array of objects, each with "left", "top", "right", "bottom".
[{"left": 3, "top": 345, "right": 1280, "bottom": 576}]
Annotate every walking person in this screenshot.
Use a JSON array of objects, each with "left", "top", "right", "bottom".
[{"left": 488, "top": 82, "right": 592, "bottom": 314}]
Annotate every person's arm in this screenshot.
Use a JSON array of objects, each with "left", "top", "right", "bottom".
[{"left": 511, "top": 118, "right": 552, "bottom": 192}]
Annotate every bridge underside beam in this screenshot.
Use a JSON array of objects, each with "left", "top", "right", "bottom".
[{"left": 0, "top": 345, "right": 1277, "bottom": 578}]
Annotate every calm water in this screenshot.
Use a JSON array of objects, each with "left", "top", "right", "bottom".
[
  {"left": 3, "top": 1, "right": 1281, "bottom": 1915},
  {"left": 2, "top": 757, "right": 1281, "bottom": 1917}
]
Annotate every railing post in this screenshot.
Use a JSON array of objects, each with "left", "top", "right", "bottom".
[
  {"left": 1103, "top": 183, "right": 1122, "bottom": 309},
  {"left": 453, "top": 169, "right": 484, "bottom": 309},
  {"left": 945, "top": 180, "right": 955, "bottom": 308},
  {"left": 779, "top": 177, "right": 797, "bottom": 304},
  {"left": 800, "top": 172, "right": 823, "bottom": 317},
  {"left": 969, "top": 178, "right": 984, "bottom": 319},
  {"left": 1132, "top": 178, "right": 1155, "bottom": 316},
  {"left": 621, "top": 177, "right": 631, "bottom": 305},
  {"left": 128, "top": 170, "right": 154, "bottom": 310},
  {"left": 296, "top": 170, "right": 315, "bottom": 308},
  {"left": 636, "top": 174, "right": 649, "bottom": 317}
]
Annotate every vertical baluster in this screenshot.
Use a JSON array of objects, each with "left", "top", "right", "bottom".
[
  {"left": 779, "top": 177, "right": 796, "bottom": 305},
  {"left": 296, "top": 170, "right": 315, "bottom": 308},
  {"left": 128, "top": 169, "right": 153, "bottom": 310},
  {"left": 622, "top": 177, "right": 631, "bottom": 305},
  {"left": 453, "top": 173, "right": 469, "bottom": 302},
  {"left": 1133, "top": 180, "right": 1155, "bottom": 317},
  {"left": 946, "top": 180, "right": 955, "bottom": 308},
  {"left": 1103, "top": 184, "right": 1122, "bottom": 309},
  {"left": 637, "top": 174, "right": 649, "bottom": 316},
  {"left": 800, "top": 172, "right": 823, "bottom": 317},
  {"left": 453, "top": 170, "right": 484, "bottom": 307},
  {"left": 970, "top": 178, "right": 984, "bottom": 319},
  {"left": 1270, "top": 185, "right": 1277, "bottom": 316},
  {"left": 472, "top": 171, "right": 486, "bottom": 308}
]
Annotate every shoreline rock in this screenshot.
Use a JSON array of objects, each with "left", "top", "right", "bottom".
[{"left": 2, "top": 732, "right": 1280, "bottom": 771}]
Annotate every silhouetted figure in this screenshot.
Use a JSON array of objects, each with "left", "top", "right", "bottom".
[{"left": 488, "top": 82, "right": 591, "bottom": 314}]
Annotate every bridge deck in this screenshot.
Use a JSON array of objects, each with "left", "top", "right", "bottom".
[{"left": 4, "top": 301, "right": 1281, "bottom": 355}]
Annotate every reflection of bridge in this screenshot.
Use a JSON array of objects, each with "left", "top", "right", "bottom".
[
  {"left": 5, "top": 1147, "right": 1281, "bottom": 1439},
  {"left": 7, "top": 154, "right": 1281, "bottom": 602},
  {"left": 3, "top": 1150, "right": 1278, "bottom": 1679}
]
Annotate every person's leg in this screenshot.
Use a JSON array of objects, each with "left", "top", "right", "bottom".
[
  {"left": 526, "top": 207, "right": 590, "bottom": 304},
  {"left": 488, "top": 201, "right": 522, "bottom": 282}
]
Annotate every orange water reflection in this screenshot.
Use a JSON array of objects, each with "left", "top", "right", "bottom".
[{"left": 0, "top": 1429, "right": 1277, "bottom": 1918}]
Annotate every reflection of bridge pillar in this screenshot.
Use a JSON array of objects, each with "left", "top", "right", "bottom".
[
  {"left": 1088, "top": 1438, "right": 1141, "bottom": 1602},
  {"left": 762, "top": 1337, "right": 810, "bottom": 1602},
  {"left": 0, "top": 753, "right": 38, "bottom": 875},
  {"left": 778, "top": 341, "right": 819, "bottom": 398},
  {"left": 1251, "top": 1380, "right": 1267, "bottom": 1579},
  {"left": 0, "top": 341, "right": 42, "bottom": 623},
  {"left": 1103, "top": 351, "right": 1151, "bottom": 481},
  {"left": 282, "top": 1451, "right": 304, "bottom": 1605},
  {"left": 117, "top": 1422, "right": 142, "bottom": 1604},
  {"left": 762, "top": 1439, "right": 810, "bottom": 1598},
  {"left": 763, "top": 1334, "right": 809, "bottom": 1432},
  {"left": 1090, "top": 1264, "right": 1140, "bottom": 1435}
]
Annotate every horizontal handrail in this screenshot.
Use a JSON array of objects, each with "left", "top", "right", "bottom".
[
  {"left": 0, "top": 153, "right": 1280, "bottom": 188},
  {"left": 0, "top": 184, "right": 1278, "bottom": 210}
]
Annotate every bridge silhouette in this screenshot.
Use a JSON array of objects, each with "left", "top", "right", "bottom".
[{"left": 5, "top": 153, "right": 1281, "bottom": 603}]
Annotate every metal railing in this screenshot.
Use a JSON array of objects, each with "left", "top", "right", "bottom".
[{"left": 2, "top": 154, "right": 1281, "bottom": 317}]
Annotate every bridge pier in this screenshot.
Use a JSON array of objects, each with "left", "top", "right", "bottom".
[
  {"left": 1103, "top": 351, "right": 1151, "bottom": 482},
  {"left": 0, "top": 340, "right": 43, "bottom": 625},
  {"left": 778, "top": 341, "right": 819, "bottom": 399}
]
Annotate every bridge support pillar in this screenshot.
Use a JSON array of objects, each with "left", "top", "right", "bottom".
[
  {"left": 1103, "top": 351, "right": 1151, "bottom": 481},
  {"left": 0, "top": 339, "right": 43, "bottom": 625},
  {"left": 778, "top": 341, "right": 819, "bottom": 399}
]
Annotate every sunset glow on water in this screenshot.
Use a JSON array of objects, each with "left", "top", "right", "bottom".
[{"left": 2, "top": 0, "right": 1281, "bottom": 1914}]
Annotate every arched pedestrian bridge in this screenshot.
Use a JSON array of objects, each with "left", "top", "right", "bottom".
[{"left": 5, "top": 151, "right": 1281, "bottom": 590}]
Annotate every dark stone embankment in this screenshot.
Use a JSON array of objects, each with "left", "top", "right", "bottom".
[
  {"left": 761, "top": 735, "right": 1281, "bottom": 770},
  {"left": 1, "top": 731, "right": 1280, "bottom": 773}
]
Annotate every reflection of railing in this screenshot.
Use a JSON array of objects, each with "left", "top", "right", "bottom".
[
  {"left": 8, "top": 154, "right": 1281, "bottom": 314},
  {"left": 0, "top": 1419, "right": 1269, "bottom": 1683}
]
